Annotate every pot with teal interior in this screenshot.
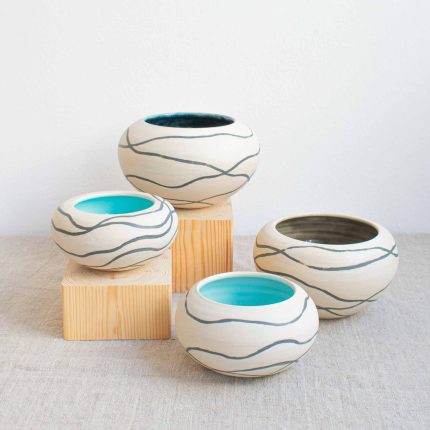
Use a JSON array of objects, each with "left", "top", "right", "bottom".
[
  {"left": 51, "top": 190, "right": 178, "bottom": 271},
  {"left": 253, "top": 214, "right": 399, "bottom": 319},
  {"left": 175, "top": 272, "right": 318, "bottom": 377},
  {"left": 118, "top": 112, "right": 259, "bottom": 209}
]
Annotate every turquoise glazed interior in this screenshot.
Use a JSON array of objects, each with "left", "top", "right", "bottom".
[
  {"left": 75, "top": 195, "right": 154, "bottom": 214},
  {"left": 199, "top": 276, "right": 295, "bottom": 306},
  {"left": 145, "top": 112, "right": 234, "bottom": 128}
]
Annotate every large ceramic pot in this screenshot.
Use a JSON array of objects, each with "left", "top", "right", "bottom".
[
  {"left": 51, "top": 190, "right": 178, "bottom": 271},
  {"left": 253, "top": 214, "right": 399, "bottom": 319},
  {"left": 118, "top": 112, "right": 259, "bottom": 209},
  {"left": 176, "top": 272, "right": 319, "bottom": 377}
]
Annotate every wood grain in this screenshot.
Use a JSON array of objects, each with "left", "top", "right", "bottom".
[
  {"left": 62, "top": 251, "right": 171, "bottom": 340},
  {"left": 171, "top": 200, "right": 233, "bottom": 292}
]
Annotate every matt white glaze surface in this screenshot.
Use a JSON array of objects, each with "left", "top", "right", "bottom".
[
  {"left": 176, "top": 272, "right": 319, "bottom": 377},
  {"left": 253, "top": 214, "right": 399, "bottom": 319},
  {"left": 51, "top": 190, "right": 178, "bottom": 271},
  {"left": 118, "top": 114, "right": 259, "bottom": 209}
]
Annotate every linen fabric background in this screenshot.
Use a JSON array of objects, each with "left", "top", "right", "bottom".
[{"left": 0, "top": 236, "right": 429, "bottom": 429}]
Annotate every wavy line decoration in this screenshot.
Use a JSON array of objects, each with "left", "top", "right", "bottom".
[
  {"left": 118, "top": 118, "right": 260, "bottom": 208},
  {"left": 103, "top": 250, "right": 170, "bottom": 271},
  {"left": 186, "top": 351, "right": 308, "bottom": 377},
  {"left": 185, "top": 293, "right": 310, "bottom": 326},
  {"left": 254, "top": 259, "right": 390, "bottom": 305},
  {"left": 253, "top": 219, "right": 399, "bottom": 319},
  {"left": 281, "top": 243, "right": 399, "bottom": 255},
  {"left": 317, "top": 308, "right": 346, "bottom": 317},
  {"left": 87, "top": 226, "right": 178, "bottom": 269},
  {"left": 165, "top": 180, "right": 254, "bottom": 207},
  {"left": 123, "top": 144, "right": 259, "bottom": 189},
  {"left": 54, "top": 209, "right": 175, "bottom": 258},
  {"left": 176, "top": 271, "right": 319, "bottom": 377},
  {"left": 126, "top": 171, "right": 249, "bottom": 190},
  {"left": 52, "top": 195, "right": 166, "bottom": 235},
  {"left": 51, "top": 192, "right": 178, "bottom": 271},
  {"left": 183, "top": 339, "right": 315, "bottom": 377},
  {"left": 186, "top": 331, "right": 318, "bottom": 361},
  {"left": 254, "top": 241, "right": 398, "bottom": 271},
  {"left": 120, "top": 128, "right": 254, "bottom": 149},
  {"left": 313, "top": 283, "right": 390, "bottom": 317}
]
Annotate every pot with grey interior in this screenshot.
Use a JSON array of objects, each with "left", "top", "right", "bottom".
[{"left": 253, "top": 214, "right": 399, "bottom": 319}]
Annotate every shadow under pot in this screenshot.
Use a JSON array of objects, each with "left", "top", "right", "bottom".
[
  {"left": 51, "top": 190, "right": 178, "bottom": 271},
  {"left": 175, "top": 271, "right": 319, "bottom": 377},
  {"left": 253, "top": 214, "right": 399, "bottom": 319},
  {"left": 118, "top": 112, "right": 259, "bottom": 209}
]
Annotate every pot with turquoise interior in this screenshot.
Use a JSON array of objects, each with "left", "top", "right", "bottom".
[
  {"left": 118, "top": 112, "right": 259, "bottom": 209},
  {"left": 51, "top": 190, "right": 178, "bottom": 271},
  {"left": 175, "top": 272, "right": 318, "bottom": 377},
  {"left": 253, "top": 214, "right": 399, "bottom": 319}
]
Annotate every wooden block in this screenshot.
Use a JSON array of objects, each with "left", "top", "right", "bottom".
[
  {"left": 62, "top": 250, "right": 172, "bottom": 340},
  {"left": 171, "top": 200, "right": 233, "bottom": 293}
]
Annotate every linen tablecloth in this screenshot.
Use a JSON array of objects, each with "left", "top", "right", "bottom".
[{"left": 0, "top": 236, "right": 429, "bottom": 429}]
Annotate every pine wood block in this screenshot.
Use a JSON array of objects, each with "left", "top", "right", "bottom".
[
  {"left": 62, "top": 250, "right": 172, "bottom": 340},
  {"left": 171, "top": 200, "right": 233, "bottom": 293}
]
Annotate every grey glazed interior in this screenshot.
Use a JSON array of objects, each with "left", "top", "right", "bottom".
[{"left": 276, "top": 216, "right": 378, "bottom": 245}]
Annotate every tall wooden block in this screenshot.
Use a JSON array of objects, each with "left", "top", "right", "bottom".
[
  {"left": 62, "top": 250, "right": 172, "bottom": 340},
  {"left": 172, "top": 200, "right": 233, "bottom": 293}
]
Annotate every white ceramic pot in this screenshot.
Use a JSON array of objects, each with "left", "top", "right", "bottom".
[
  {"left": 253, "top": 214, "right": 399, "bottom": 319},
  {"left": 51, "top": 190, "right": 178, "bottom": 271},
  {"left": 118, "top": 112, "right": 259, "bottom": 209},
  {"left": 176, "top": 272, "right": 319, "bottom": 377}
]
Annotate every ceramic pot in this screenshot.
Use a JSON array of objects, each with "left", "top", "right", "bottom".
[
  {"left": 253, "top": 214, "right": 399, "bottom": 319},
  {"left": 51, "top": 190, "right": 178, "bottom": 271},
  {"left": 118, "top": 112, "right": 259, "bottom": 209},
  {"left": 176, "top": 272, "right": 319, "bottom": 377}
]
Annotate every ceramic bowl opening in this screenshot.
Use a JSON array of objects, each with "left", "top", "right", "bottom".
[
  {"left": 198, "top": 275, "right": 295, "bottom": 306},
  {"left": 144, "top": 113, "right": 234, "bottom": 128},
  {"left": 276, "top": 215, "right": 378, "bottom": 245},
  {"left": 74, "top": 195, "right": 154, "bottom": 215}
]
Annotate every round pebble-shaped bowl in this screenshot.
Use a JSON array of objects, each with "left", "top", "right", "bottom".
[
  {"left": 176, "top": 272, "right": 319, "bottom": 378},
  {"left": 253, "top": 214, "right": 399, "bottom": 319},
  {"left": 51, "top": 191, "right": 178, "bottom": 271},
  {"left": 118, "top": 112, "right": 259, "bottom": 209}
]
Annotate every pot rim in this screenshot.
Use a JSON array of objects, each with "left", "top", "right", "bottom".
[
  {"left": 59, "top": 190, "right": 164, "bottom": 219},
  {"left": 194, "top": 271, "right": 300, "bottom": 309},
  {"left": 143, "top": 112, "right": 236, "bottom": 130},
  {"left": 268, "top": 212, "right": 385, "bottom": 247}
]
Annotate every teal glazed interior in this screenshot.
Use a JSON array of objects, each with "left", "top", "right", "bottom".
[
  {"left": 75, "top": 195, "right": 154, "bottom": 214},
  {"left": 199, "top": 275, "right": 295, "bottom": 306},
  {"left": 145, "top": 112, "right": 234, "bottom": 128}
]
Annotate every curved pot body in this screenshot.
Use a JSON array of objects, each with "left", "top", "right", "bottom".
[
  {"left": 253, "top": 214, "right": 399, "bottom": 319},
  {"left": 51, "top": 190, "right": 178, "bottom": 271},
  {"left": 118, "top": 112, "right": 259, "bottom": 209},
  {"left": 176, "top": 272, "right": 319, "bottom": 377}
]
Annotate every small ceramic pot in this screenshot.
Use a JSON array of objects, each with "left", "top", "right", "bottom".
[
  {"left": 254, "top": 214, "right": 399, "bottom": 319},
  {"left": 118, "top": 112, "right": 259, "bottom": 209},
  {"left": 176, "top": 272, "right": 318, "bottom": 377},
  {"left": 51, "top": 190, "right": 178, "bottom": 271}
]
